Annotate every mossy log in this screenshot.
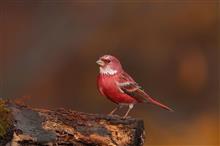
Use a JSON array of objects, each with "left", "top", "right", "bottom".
[
  {"left": 0, "top": 100, "right": 145, "bottom": 146},
  {"left": 0, "top": 100, "right": 13, "bottom": 146}
]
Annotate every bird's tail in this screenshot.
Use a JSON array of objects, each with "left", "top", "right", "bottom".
[{"left": 147, "top": 96, "right": 174, "bottom": 112}]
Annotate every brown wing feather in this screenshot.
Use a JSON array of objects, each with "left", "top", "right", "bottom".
[
  {"left": 118, "top": 72, "right": 149, "bottom": 102},
  {"left": 118, "top": 72, "right": 174, "bottom": 111},
  {"left": 121, "top": 84, "right": 149, "bottom": 103}
]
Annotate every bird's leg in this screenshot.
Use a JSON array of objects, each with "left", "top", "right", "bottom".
[
  {"left": 109, "top": 104, "right": 123, "bottom": 115},
  {"left": 109, "top": 107, "right": 118, "bottom": 115},
  {"left": 123, "top": 104, "right": 134, "bottom": 119}
]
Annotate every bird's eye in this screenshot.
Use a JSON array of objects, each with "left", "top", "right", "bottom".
[
  {"left": 106, "top": 60, "right": 111, "bottom": 63},
  {"left": 102, "top": 59, "right": 111, "bottom": 63}
]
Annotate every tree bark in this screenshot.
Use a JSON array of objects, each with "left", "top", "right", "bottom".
[{"left": 0, "top": 102, "right": 145, "bottom": 146}]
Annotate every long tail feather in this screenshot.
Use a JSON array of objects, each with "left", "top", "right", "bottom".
[{"left": 147, "top": 96, "right": 174, "bottom": 112}]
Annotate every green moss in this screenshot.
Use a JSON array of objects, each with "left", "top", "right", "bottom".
[{"left": 0, "top": 99, "right": 11, "bottom": 138}]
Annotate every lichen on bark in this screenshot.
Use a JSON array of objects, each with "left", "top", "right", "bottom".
[{"left": 0, "top": 99, "right": 12, "bottom": 138}]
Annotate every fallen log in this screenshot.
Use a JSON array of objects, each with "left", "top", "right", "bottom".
[{"left": 0, "top": 100, "right": 145, "bottom": 146}]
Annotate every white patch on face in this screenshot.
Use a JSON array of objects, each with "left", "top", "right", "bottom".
[{"left": 100, "top": 66, "right": 117, "bottom": 75}]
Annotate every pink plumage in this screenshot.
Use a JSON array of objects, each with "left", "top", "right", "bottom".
[{"left": 96, "top": 55, "right": 173, "bottom": 118}]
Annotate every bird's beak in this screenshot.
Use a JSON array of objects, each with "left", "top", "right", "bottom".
[{"left": 96, "top": 59, "right": 104, "bottom": 66}]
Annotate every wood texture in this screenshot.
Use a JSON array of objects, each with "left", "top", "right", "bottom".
[{"left": 1, "top": 102, "right": 145, "bottom": 146}]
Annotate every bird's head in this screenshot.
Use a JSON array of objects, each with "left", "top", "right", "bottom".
[{"left": 96, "top": 55, "right": 123, "bottom": 75}]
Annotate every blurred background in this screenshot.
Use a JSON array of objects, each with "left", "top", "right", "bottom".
[{"left": 0, "top": 1, "right": 219, "bottom": 145}]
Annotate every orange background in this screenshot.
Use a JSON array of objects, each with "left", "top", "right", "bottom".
[{"left": 0, "top": 1, "right": 219, "bottom": 145}]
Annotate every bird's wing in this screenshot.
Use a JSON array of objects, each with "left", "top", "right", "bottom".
[
  {"left": 117, "top": 72, "right": 173, "bottom": 111},
  {"left": 117, "top": 72, "right": 149, "bottom": 103}
]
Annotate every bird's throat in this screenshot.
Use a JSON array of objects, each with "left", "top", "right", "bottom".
[{"left": 100, "top": 66, "right": 117, "bottom": 75}]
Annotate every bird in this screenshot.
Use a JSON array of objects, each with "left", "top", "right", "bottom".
[{"left": 96, "top": 55, "right": 173, "bottom": 118}]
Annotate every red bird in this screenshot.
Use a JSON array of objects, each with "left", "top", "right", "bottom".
[{"left": 96, "top": 55, "right": 173, "bottom": 118}]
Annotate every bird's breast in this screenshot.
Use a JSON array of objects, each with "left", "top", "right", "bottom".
[
  {"left": 97, "top": 74, "right": 136, "bottom": 104},
  {"left": 98, "top": 75, "right": 118, "bottom": 94}
]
